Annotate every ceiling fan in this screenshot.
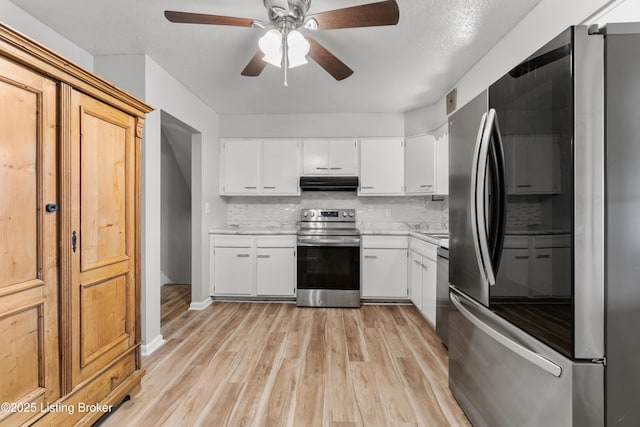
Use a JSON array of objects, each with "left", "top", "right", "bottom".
[{"left": 164, "top": 0, "right": 399, "bottom": 85}]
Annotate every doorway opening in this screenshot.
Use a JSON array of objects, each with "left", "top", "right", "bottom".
[{"left": 160, "top": 111, "right": 194, "bottom": 329}]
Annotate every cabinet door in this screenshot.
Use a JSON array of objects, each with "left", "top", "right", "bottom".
[
  {"left": 530, "top": 247, "right": 571, "bottom": 298},
  {"left": 213, "top": 248, "right": 254, "bottom": 295},
  {"left": 492, "top": 248, "right": 530, "bottom": 297},
  {"left": 69, "top": 90, "right": 138, "bottom": 386},
  {"left": 421, "top": 256, "right": 438, "bottom": 326},
  {"left": 405, "top": 135, "right": 435, "bottom": 194},
  {"left": 409, "top": 251, "right": 423, "bottom": 310},
  {"left": 222, "top": 139, "right": 259, "bottom": 194},
  {"left": 262, "top": 139, "right": 300, "bottom": 195},
  {"left": 328, "top": 139, "right": 358, "bottom": 175},
  {"left": 509, "top": 134, "right": 560, "bottom": 194},
  {"left": 359, "top": 138, "right": 404, "bottom": 195},
  {"left": 256, "top": 248, "right": 296, "bottom": 296},
  {"left": 302, "top": 140, "right": 329, "bottom": 174},
  {"left": 434, "top": 131, "right": 449, "bottom": 195},
  {"left": 362, "top": 249, "right": 408, "bottom": 298},
  {"left": 0, "top": 58, "right": 60, "bottom": 422}
]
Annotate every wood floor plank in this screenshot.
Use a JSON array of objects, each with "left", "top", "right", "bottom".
[{"left": 99, "top": 300, "right": 470, "bottom": 427}]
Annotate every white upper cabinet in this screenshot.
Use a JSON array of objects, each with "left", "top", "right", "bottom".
[
  {"left": 359, "top": 138, "right": 404, "bottom": 195},
  {"left": 221, "top": 139, "right": 259, "bottom": 195},
  {"left": 405, "top": 134, "right": 435, "bottom": 194},
  {"left": 262, "top": 139, "right": 300, "bottom": 195},
  {"left": 434, "top": 127, "right": 449, "bottom": 195},
  {"left": 328, "top": 139, "right": 358, "bottom": 175},
  {"left": 405, "top": 124, "right": 449, "bottom": 195},
  {"left": 221, "top": 138, "right": 300, "bottom": 196},
  {"left": 302, "top": 139, "right": 358, "bottom": 175},
  {"left": 505, "top": 134, "right": 561, "bottom": 194}
]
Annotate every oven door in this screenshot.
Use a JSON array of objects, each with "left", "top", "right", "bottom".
[{"left": 297, "top": 236, "right": 360, "bottom": 291}]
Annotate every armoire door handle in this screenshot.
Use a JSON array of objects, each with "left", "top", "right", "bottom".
[{"left": 72, "top": 231, "right": 77, "bottom": 253}]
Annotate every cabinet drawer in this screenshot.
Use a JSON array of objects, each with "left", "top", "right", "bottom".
[
  {"left": 256, "top": 235, "right": 296, "bottom": 248},
  {"left": 503, "top": 236, "right": 529, "bottom": 249},
  {"left": 534, "top": 234, "right": 571, "bottom": 248},
  {"left": 409, "top": 238, "right": 438, "bottom": 260},
  {"left": 362, "top": 235, "right": 409, "bottom": 249},
  {"left": 213, "top": 235, "right": 253, "bottom": 248}
]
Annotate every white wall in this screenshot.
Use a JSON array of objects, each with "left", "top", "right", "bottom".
[
  {"left": 221, "top": 113, "right": 404, "bottom": 138},
  {"left": 160, "top": 130, "right": 191, "bottom": 284},
  {"left": 0, "top": 0, "right": 93, "bottom": 70},
  {"left": 444, "top": 0, "right": 619, "bottom": 114},
  {"left": 405, "top": 0, "right": 626, "bottom": 131},
  {"left": 95, "top": 55, "right": 226, "bottom": 353}
]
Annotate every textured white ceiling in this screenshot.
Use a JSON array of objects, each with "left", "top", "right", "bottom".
[{"left": 9, "top": 0, "right": 542, "bottom": 114}]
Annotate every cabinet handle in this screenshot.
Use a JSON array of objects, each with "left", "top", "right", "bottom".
[
  {"left": 361, "top": 186, "right": 375, "bottom": 189},
  {"left": 514, "top": 255, "right": 530, "bottom": 260},
  {"left": 364, "top": 255, "right": 378, "bottom": 259},
  {"left": 257, "top": 254, "right": 271, "bottom": 258},
  {"left": 236, "top": 254, "right": 250, "bottom": 258},
  {"left": 517, "top": 185, "right": 532, "bottom": 188},
  {"left": 330, "top": 167, "right": 343, "bottom": 170},
  {"left": 316, "top": 167, "right": 329, "bottom": 170},
  {"left": 72, "top": 231, "right": 77, "bottom": 253},
  {"left": 264, "top": 186, "right": 276, "bottom": 189},
  {"left": 420, "top": 185, "right": 433, "bottom": 188},
  {"left": 536, "top": 254, "right": 551, "bottom": 259},
  {"left": 413, "top": 259, "right": 423, "bottom": 266},
  {"left": 244, "top": 186, "right": 257, "bottom": 189}
]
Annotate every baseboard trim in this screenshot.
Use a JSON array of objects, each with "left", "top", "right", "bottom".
[
  {"left": 189, "top": 297, "right": 213, "bottom": 311},
  {"left": 141, "top": 334, "right": 165, "bottom": 357}
]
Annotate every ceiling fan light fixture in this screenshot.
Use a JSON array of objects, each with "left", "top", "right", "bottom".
[
  {"left": 287, "top": 30, "right": 310, "bottom": 68},
  {"left": 259, "top": 29, "right": 283, "bottom": 67}
]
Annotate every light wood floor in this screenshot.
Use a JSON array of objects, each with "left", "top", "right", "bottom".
[
  {"left": 160, "top": 284, "right": 191, "bottom": 330},
  {"left": 100, "top": 300, "right": 470, "bottom": 427}
]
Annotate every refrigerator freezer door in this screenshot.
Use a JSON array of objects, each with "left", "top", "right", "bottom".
[
  {"left": 448, "top": 288, "right": 603, "bottom": 427},
  {"left": 449, "top": 91, "right": 490, "bottom": 306}
]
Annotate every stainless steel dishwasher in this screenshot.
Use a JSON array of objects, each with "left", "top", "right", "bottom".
[{"left": 435, "top": 246, "right": 449, "bottom": 346}]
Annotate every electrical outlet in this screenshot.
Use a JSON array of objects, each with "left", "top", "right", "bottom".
[{"left": 385, "top": 208, "right": 392, "bottom": 218}]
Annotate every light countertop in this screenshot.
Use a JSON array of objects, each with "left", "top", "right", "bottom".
[{"left": 209, "top": 223, "right": 449, "bottom": 247}]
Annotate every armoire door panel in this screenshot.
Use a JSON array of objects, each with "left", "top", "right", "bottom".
[
  {"left": 0, "top": 79, "right": 38, "bottom": 288},
  {"left": 80, "top": 274, "right": 129, "bottom": 367},
  {"left": 0, "top": 56, "right": 59, "bottom": 425},
  {"left": 0, "top": 305, "right": 41, "bottom": 403},
  {"left": 80, "top": 109, "right": 129, "bottom": 272},
  {"left": 70, "top": 90, "right": 136, "bottom": 387}
]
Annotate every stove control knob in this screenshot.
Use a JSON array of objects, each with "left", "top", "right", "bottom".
[
  {"left": 303, "top": 212, "right": 308, "bottom": 217},
  {"left": 342, "top": 212, "right": 347, "bottom": 217},
  {"left": 349, "top": 212, "right": 354, "bottom": 217},
  {"left": 310, "top": 212, "right": 315, "bottom": 217}
]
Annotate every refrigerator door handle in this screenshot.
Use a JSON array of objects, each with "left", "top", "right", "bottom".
[
  {"left": 486, "top": 109, "right": 508, "bottom": 279},
  {"left": 450, "top": 292, "right": 562, "bottom": 378},
  {"left": 475, "top": 111, "right": 496, "bottom": 285},
  {"left": 470, "top": 113, "right": 489, "bottom": 284}
]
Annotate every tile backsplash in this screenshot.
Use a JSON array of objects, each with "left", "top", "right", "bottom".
[{"left": 226, "top": 192, "right": 449, "bottom": 230}]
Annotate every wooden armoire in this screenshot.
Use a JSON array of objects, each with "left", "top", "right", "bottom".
[{"left": 0, "top": 23, "right": 152, "bottom": 426}]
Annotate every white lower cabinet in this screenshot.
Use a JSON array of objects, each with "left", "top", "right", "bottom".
[
  {"left": 256, "top": 246, "right": 296, "bottom": 297},
  {"left": 361, "top": 236, "right": 408, "bottom": 299},
  {"left": 409, "top": 251, "right": 423, "bottom": 309},
  {"left": 409, "top": 238, "right": 439, "bottom": 327},
  {"left": 211, "top": 234, "right": 296, "bottom": 297}
]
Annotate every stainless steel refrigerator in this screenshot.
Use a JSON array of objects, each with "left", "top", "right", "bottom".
[{"left": 448, "top": 24, "right": 640, "bottom": 427}]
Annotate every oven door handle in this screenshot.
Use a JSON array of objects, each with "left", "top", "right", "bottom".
[{"left": 297, "top": 237, "right": 361, "bottom": 247}]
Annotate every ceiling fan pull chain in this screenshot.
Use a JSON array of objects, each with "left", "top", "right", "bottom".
[{"left": 283, "top": 31, "right": 289, "bottom": 87}]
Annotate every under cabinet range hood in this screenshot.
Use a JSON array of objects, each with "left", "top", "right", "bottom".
[{"left": 299, "top": 176, "right": 359, "bottom": 191}]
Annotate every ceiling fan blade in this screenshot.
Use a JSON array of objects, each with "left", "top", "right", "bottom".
[
  {"left": 307, "top": 37, "right": 353, "bottom": 81},
  {"left": 165, "top": 10, "right": 254, "bottom": 27},
  {"left": 241, "top": 51, "right": 268, "bottom": 77},
  {"left": 308, "top": 0, "right": 399, "bottom": 30}
]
